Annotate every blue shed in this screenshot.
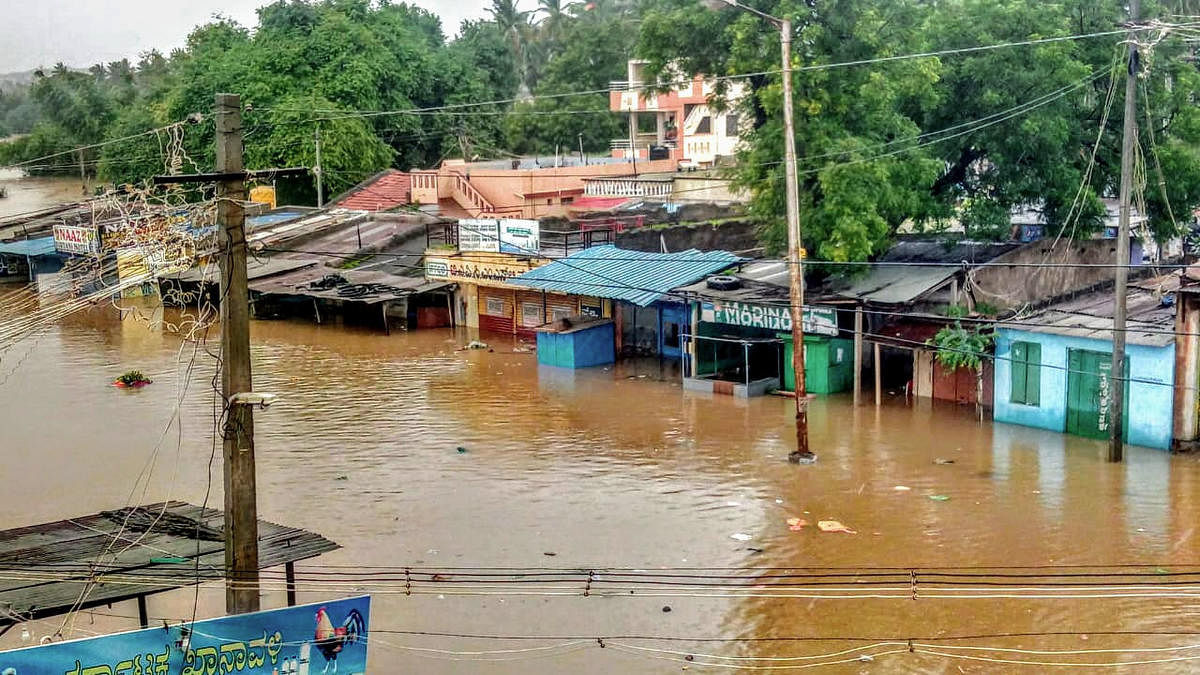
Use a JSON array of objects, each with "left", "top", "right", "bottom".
[
  {"left": 992, "top": 286, "right": 1177, "bottom": 450},
  {"left": 536, "top": 317, "right": 616, "bottom": 369}
]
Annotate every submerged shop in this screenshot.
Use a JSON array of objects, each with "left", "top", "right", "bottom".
[
  {"left": 425, "top": 251, "right": 610, "bottom": 336},
  {"left": 509, "top": 245, "right": 744, "bottom": 360},
  {"left": 675, "top": 267, "right": 853, "bottom": 397}
]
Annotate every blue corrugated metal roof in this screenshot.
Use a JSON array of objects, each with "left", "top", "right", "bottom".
[
  {"left": 509, "top": 245, "right": 743, "bottom": 306},
  {"left": 0, "top": 237, "right": 56, "bottom": 257}
]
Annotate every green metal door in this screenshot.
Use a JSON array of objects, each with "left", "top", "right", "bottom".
[{"left": 1065, "top": 349, "right": 1130, "bottom": 441}]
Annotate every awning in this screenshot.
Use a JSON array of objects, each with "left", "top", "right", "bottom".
[
  {"left": 509, "top": 244, "right": 742, "bottom": 307},
  {"left": 0, "top": 237, "right": 56, "bottom": 257}
]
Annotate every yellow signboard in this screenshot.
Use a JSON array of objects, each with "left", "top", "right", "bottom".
[
  {"left": 249, "top": 185, "right": 277, "bottom": 209},
  {"left": 116, "top": 248, "right": 154, "bottom": 298},
  {"left": 424, "top": 252, "right": 549, "bottom": 289}
]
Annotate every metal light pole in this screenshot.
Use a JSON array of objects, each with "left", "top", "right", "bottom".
[{"left": 704, "top": 0, "right": 812, "bottom": 462}]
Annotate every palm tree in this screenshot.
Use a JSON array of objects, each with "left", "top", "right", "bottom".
[
  {"left": 536, "top": 0, "right": 579, "bottom": 44},
  {"left": 488, "top": 0, "right": 531, "bottom": 53},
  {"left": 487, "top": 0, "right": 533, "bottom": 92}
]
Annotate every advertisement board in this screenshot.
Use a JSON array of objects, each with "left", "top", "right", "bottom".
[
  {"left": 704, "top": 300, "right": 839, "bottom": 336},
  {"left": 457, "top": 219, "right": 541, "bottom": 255},
  {"left": 0, "top": 596, "right": 370, "bottom": 675},
  {"left": 498, "top": 220, "right": 540, "bottom": 255},
  {"left": 53, "top": 224, "right": 100, "bottom": 255},
  {"left": 458, "top": 219, "right": 500, "bottom": 252}
]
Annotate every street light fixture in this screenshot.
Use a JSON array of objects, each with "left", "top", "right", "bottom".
[{"left": 703, "top": 0, "right": 813, "bottom": 463}]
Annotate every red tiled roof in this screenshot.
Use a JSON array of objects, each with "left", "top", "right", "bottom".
[{"left": 336, "top": 170, "right": 412, "bottom": 211}]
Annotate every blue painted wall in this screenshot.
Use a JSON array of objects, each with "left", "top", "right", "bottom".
[
  {"left": 993, "top": 328, "right": 1175, "bottom": 449},
  {"left": 537, "top": 322, "right": 615, "bottom": 368}
]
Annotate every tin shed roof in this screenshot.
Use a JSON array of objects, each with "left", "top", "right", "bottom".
[
  {"left": 509, "top": 244, "right": 742, "bottom": 306},
  {"left": 0, "top": 236, "right": 56, "bottom": 257},
  {"left": 999, "top": 274, "right": 1178, "bottom": 347}
]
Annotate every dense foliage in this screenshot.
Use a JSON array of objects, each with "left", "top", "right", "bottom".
[
  {"left": 3, "top": 0, "right": 1200, "bottom": 262},
  {"left": 638, "top": 0, "right": 1200, "bottom": 260}
]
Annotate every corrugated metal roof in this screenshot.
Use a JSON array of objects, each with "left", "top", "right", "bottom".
[
  {"left": 0, "top": 237, "right": 56, "bottom": 257},
  {"left": 737, "top": 260, "right": 790, "bottom": 286},
  {"left": 999, "top": 274, "right": 1178, "bottom": 347},
  {"left": 509, "top": 245, "right": 742, "bottom": 306},
  {"left": 165, "top": 257, "right": 318, "bottom": 283},
  {"left": 841, "top": 266, "right": 956, "bottom": 305}
]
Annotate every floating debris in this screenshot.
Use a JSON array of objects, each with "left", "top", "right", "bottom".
[{"left": 817, "top": 520, "right": 856, "bottom": 534}]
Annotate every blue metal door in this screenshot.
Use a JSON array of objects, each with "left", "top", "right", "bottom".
[{"left": 659, "top": 302, "right": 686, "bottom": 359}]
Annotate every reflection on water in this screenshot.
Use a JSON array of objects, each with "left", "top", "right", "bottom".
[{"left": 3, "top": 304, "right": 1200, "bottom": 672}]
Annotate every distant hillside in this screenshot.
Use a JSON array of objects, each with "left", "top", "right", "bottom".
[{"left": 0, "top": 71, "right": 36, "bottom": 90}]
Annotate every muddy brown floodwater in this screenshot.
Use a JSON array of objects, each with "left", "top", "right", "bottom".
[
  {"left": 4, "top": 304, "right": 1200, "bottom": 673},
  {"left": 0, "top": 171, "right": 91, "bottom": 220}
]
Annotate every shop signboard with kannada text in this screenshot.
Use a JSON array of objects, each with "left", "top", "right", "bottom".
[
  {"left": 0, "top": 596, "right": 370, "bottom": 675},
  {"left": 703, "top": 300, "right": 839, "bottom": 336},
  {"left": 53, "top": 224, "right": 100, "bottom": 255},
  {"left": 425, "top": 254, "right": 544, "bottom": 288}
]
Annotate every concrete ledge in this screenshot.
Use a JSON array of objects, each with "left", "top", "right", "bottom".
[{"left": 685, "top": 376, "right": 779, "bottom": 398}]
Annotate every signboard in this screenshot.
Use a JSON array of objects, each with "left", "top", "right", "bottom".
[
  {"left": 704, "top": 300, "right": 839, "bottom": 336},
  {"left": 457, "top": 219, "right": 541, "bottom": 255},
  {"left": 425, "top": 255, "right": 543, "bottom": 288},
  {"left": 116, "top": 248, "right": 154, "bottom": 298},
  {"left": 53, "top": 224, "right": 100, "bottom": 255},
  {"left": 579, "top": 298, "right": 603, "bottom": 318},
  {"left": 458, "top": 219, "right": 500, "bottom": 252},
  {"left": 0, "top": 596, "right": 370, "bottom": 674},
  {"left": 499, "top": 220, "right": 540, "bottom": 255}
]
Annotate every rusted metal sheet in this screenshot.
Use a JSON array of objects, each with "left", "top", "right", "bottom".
[{"left": 0, "top": 501, "right": 338, "bottom": 621}]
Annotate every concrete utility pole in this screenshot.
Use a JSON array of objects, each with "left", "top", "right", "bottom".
[
  {"left": 703, "top": 0, "right": 812, "bottom": 463},
  {"left": 215, "top": 93, "right": 261, "bottom": 613},
  {"left": 1110, "top": 0, "right": 1141, "bottom": 463},
  {"left": 314, "top": 125, "right": 324, "bottom": 208}
]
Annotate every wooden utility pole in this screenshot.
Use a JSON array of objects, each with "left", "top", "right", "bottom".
[
  {"left": 314, "top": 125, "right": 324, "bottom": 208},
  {"left": 216, "top": 93, "right": 261, "bottom": 613},
  {"left": 779, "top": 18, "right": 813, "bottom": 464},
  {"left": 853, "top": 306, "right": 863, "bottom": 406},
  {"left": 1110, "top": 0, "right": 1141, "bottom": 463}
]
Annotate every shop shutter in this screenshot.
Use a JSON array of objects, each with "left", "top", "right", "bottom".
[{"left": 478, "top": 288, "right": 514, "bottom": 334}]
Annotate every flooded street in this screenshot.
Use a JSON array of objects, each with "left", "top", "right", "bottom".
[
  {"left": 4, "top": 301, "right": 1200, "bottom": 672},
  {"left": 0, "top": 170, "right": 90, "bottom": 220}
]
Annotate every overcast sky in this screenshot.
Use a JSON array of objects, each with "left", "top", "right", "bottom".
[{"left": 0, "top": 0, "right": 499, "bottom": 73}]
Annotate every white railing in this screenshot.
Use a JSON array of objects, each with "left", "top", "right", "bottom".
[
  {"left": 609, "top": 139, "right": 677, "bottom": 150},
  {"left": 584, "top": 178, "right": 674, "bottom": 198}
]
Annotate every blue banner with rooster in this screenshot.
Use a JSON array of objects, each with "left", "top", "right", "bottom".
[{"left": 0, "top": 595, "right": 369, "bottom": 675}]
